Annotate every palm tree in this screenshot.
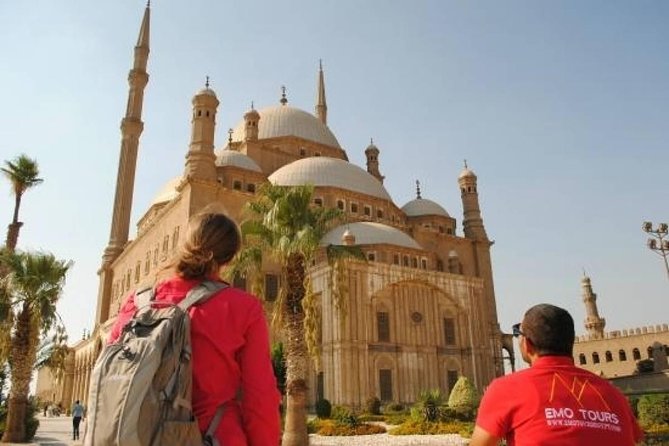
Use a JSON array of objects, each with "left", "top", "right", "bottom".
[
  {"left": 1, "top": 154, "right": 43, "bottom": 252},
  {"left": 229, "top": 184, "right": 361, "bottom": 446},
  {"left": 0, "top": 250, "right": 71, "bottom": 442}
]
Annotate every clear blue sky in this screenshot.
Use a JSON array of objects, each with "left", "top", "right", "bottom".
[{"left": 1, "top": 1, "right": 667, "bottom": 347}]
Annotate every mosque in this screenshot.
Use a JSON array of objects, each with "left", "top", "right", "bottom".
[{"left": 36, "top": 3, "right": 510, "bottom": 409}]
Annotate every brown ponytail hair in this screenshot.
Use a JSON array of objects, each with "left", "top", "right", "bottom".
[{"left": 175, "top": 212, "right": 241, "bottom": 280}]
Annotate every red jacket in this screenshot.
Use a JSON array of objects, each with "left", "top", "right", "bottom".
[{"left": 109, "top": 276, "right": 281, "bottom": 446}]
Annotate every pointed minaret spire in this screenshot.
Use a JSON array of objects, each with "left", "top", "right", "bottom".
[
  {"left": 316, "top": 59, "right": 328, "bottom": 125},
  {"left": 98, "top": 4, "right": 151, "bottom": 325},
  {"left": 205, "top": 75, "right": 210, "bottom": 88},
  {"left": 416, "top": 180, "right": 422, "bottom": 199},
  {"left": 280, "top": 85, "right": 288, "bottom": 105},
  {"left": 135, "top": 3, "right": 150, "bottom": 61},
  {"left": 228, "top": 128, "right": 233, "bottom": 145},
  {"left": 581, "top": 274, "right": 606, "bottom": 339}
]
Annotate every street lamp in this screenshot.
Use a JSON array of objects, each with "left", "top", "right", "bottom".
[{"left": 642, "top": 221, "right": 669, "bottom": 280}]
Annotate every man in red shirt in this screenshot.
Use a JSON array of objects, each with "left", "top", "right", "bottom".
[{"left": 471, "top": 303, "right": 643, "bottom": 446}]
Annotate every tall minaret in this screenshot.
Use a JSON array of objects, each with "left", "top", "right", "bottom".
[
  {"left": 458, "top": 161, "right": 488, "bottom": 241},
  {"left": 96, "top": 3, "right": 150, "bottom": 325},
  {"left": 365, "top": 138, "right": 384, "bottom": 183},
  {"left": 315, "top": 60, "right": 327, "bottom": 125},
  {"left": 184, "top": 78, "right": 219, "bottom": 182},
  {"left": 458, "top": 161, "right": 501, "bottom": 382},
  {"left": 581, "top": 274, "right": 606, "bottom": 339}
]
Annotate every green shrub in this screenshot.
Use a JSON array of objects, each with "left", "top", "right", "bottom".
[
  {"left": 365, "top": 396, "right": 382, "bottom": 415},
  {"left": 331, "top": 405, "right": 358, "bottom": 427},
  {"left": 383, "top": 401, "right": 405, "bottom": 413},
  {"left": 414, "top": 389, "right": 444, "bottom": 422},
  {"left": 448, "top": 376, "right": 479, "bottom": 412},
  {"left": 358, "top": 414, "right": 386, "bottom": 422},
  {"left": 315, "top": 398, "right": 332, "bottom": 419},
  {"left": 389, "top": 419, "right": 474, "bottom": 436},
  {"left": 628, "top": 396, "right": 640, "bottom": 418},
  {"left": 638, "top": 394, "right": 669, "bottom": 427},
  {"left": 0, "top": 397, "right": 40, "bottom": 441},
  {"left": 385, "top": 413, "right": 409, "bottom": 425}
]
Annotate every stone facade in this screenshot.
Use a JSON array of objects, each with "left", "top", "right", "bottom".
[{"left": 41, "top": 4, "right": 508, "bottom": 409}]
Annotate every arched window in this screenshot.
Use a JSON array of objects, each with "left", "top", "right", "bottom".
[
  {"left": 619, "top": 350, "right": 627, "bottom": 361},
  {"left": 605, "top": 351, "right": 613, "bottom": 362},
  {"left": 633, "top": 348, "right": 641, "bottom": 360},
  {"left": 579, "top": 354, "right": 586, "bottom": 365},
  {"left": 592, "top": 352, "right": 600, "bottom": 364},
  {"left": 648, "top": 346, "right": 654, "bottom": 358}
]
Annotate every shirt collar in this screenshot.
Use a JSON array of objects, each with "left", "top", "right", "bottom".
[{"left": 532, "top": 355, "right": 574, "bottom": 368}]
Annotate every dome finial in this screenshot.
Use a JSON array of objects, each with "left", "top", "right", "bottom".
[
  {"left": 370, "top": 137, "right": 374, "bottom": 145},
  {"left": 319, "top": 58, "right": 323, "bottom": 71},
  {"left": 280, "top": 85, "right": 288, "bottom": 105},
  {"left": 464, "top": 159, "right": 468, "bottom": 169},
  {"left": 146, "top": 0, "right": 150, "bottom": 7},
  {"left": 416, "top": 180, "right": 422, "bottom": 199},
  {"left": 228, "top": 128, "right": 233, "bottom": 144},
  {"left": 205, "top": 75, "right": 210, "bottom": 89},
  {"left": 251, "top": 100, "right": 254, "bottom": 110}
]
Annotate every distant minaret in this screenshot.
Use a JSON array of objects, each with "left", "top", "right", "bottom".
[
  {"left": 244, "top": 102, "right": 260, "bottom": 142},
  {"left": 365, "top": 138, "right": 385, "bottom": 183},
  {"left": 184, "top": 77, "right": 219, "bottom": 182},
  {"left": 97, "top": 3, "right": 150, "bottom": 325},
  {"left": 582, "top": 274, "right": 606, "bottom": 339},
  {"left": 315, "top": 60, "right": 327, "bottom": 125},
  {"left": 458, "top": 161, "right": 488, "bottom": 240}
]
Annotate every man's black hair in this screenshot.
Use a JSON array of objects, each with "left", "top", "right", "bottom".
[{"left": 522, "top": 303, "right": 575, "bottom": 357}]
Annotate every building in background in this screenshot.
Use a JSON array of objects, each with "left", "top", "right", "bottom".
[
  {"left": 38, "top": 3, "right": 507, "bottom": 409},
  {"left": 573, "top": 275, "right": 669, "bottom": 379}
]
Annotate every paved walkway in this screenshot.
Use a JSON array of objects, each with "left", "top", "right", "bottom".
[
  {"left": 11, "top": 415, "right": 82, "bottom": 446},
  {"left": 25, "top": 416, "right": 470, "bottom": 445}
]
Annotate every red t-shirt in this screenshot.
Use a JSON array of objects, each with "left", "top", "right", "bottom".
[
  {"left": 109, "top": 276, "right": 281, "bottom": 446},
  {"left": 476, "top": 356, "right": 643, "bottom": 446}
]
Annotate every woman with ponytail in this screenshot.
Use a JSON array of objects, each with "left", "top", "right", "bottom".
[{"left": 109, "top": 212, "right": 281, "bottom": 446}]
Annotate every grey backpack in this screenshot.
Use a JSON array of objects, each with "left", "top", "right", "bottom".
[{"left": 84, "top": 280, "right": 228, "bottom": 446}]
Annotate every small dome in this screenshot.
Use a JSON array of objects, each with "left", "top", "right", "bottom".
[
  {"left": 231, "top": 105, "right": 340, "bottom": 148},
  {"left": 365, "top": 139, "right": 378, "bottom": 153},
  {"left": 244, "top": 107, "right": 260, "bottom": 119},
  {"left": 321, "top": 222, "right": 422, "bottom": 250},
  {"left": 196, "top": 87, "right": 217, "bottom": 98},
  {"left": 268, "top": 157, "right": 392, "bottom": 201},
  {"left": 402, "top": 198, "right": 450, "bottom": 217},
  {"left": 215, "top": 149, "right": 262, "bottom": 172},
  {"left": 458, "top": 168, "right": 477, "bottom": 180},
  {"left": 150, "top": 176, "right": 181, "bottom": 206}
]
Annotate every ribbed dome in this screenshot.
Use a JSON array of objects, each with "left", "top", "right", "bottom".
[
  {"left": 401, "top": 198, "right": 450, "bottom": 217},
  {"left": 231, "top": 105, "right": 340, "bottom": 148},
  {"left": 150, "top": 176, "right": 181, "bottom": 206},
  {"left": 268, "top": 157, "right": 393, "bottom": 201},
  {"left": 215, "top": 149, "right": 262, "bottom": 172},
  {"left": 321, "top": 222, "right": 422, "bottom": 249}
]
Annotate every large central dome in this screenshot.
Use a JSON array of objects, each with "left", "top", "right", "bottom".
[
  {"left": 268, "top": 157, "right": 393, "bottom": 201},
  {"left": 231, "top": 105, "right": 341, "bottom": 148}
]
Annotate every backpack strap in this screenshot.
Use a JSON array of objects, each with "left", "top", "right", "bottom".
[
  {"left": 133, "top": 286, "right": 155, "bottom": 309},
  {"left": 203, "top": 404, "right": 226, "bottom": 446},
  {"left": 177, "top": 280, "right": 228, "bottom": 311}
]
